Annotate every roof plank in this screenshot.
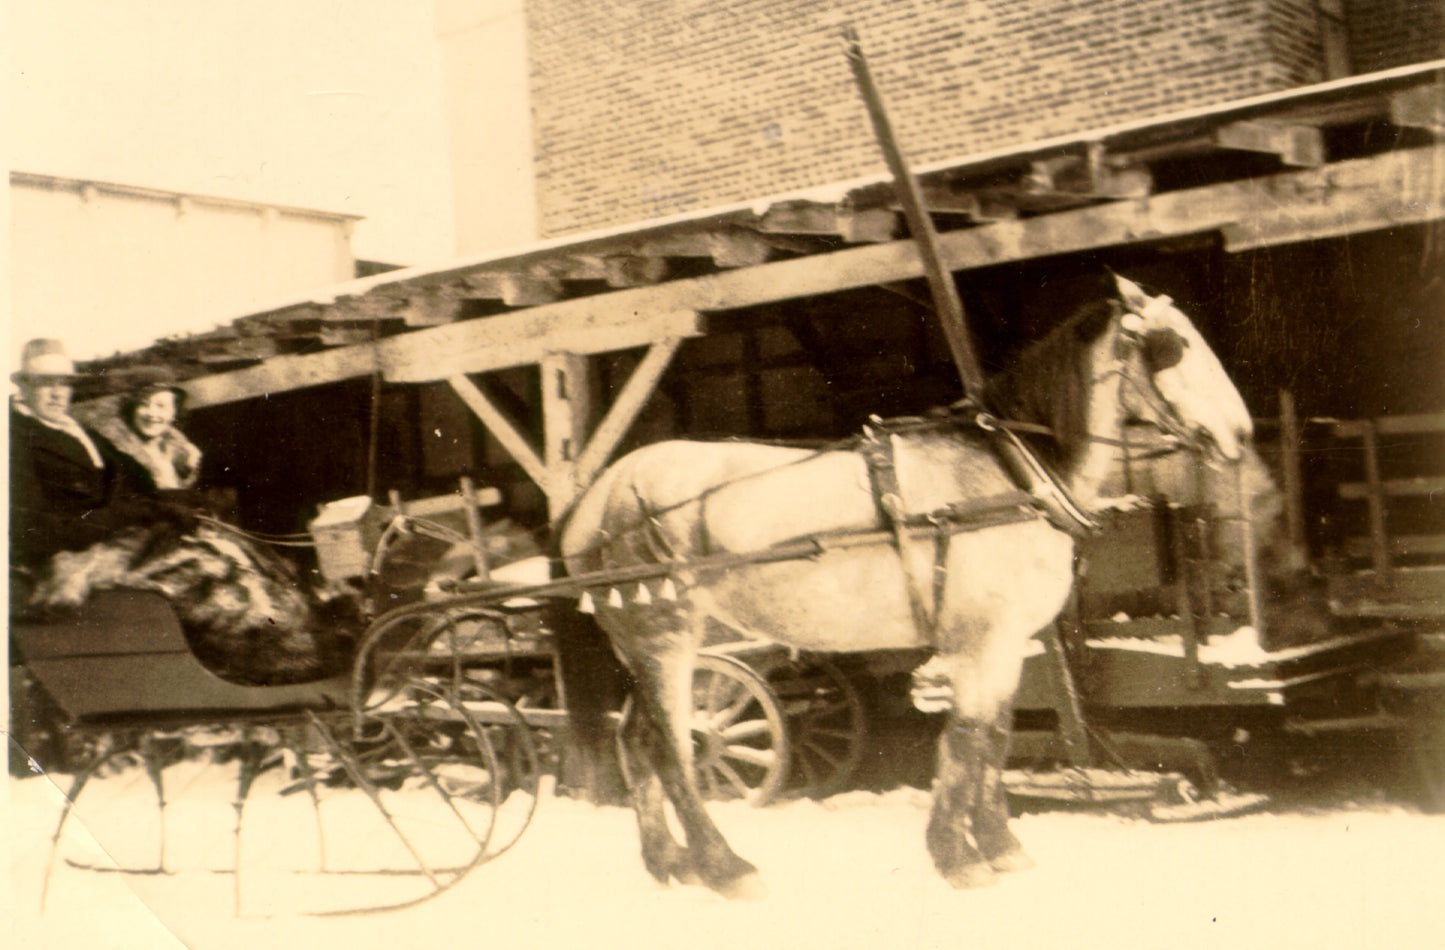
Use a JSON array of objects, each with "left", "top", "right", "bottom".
[{"left": 168, "top": 143, "right": 1444, "bottom": 408}]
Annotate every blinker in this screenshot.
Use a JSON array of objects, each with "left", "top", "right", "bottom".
[{"left": 1141, "top": 328, "right": 1186, "bottom": 371}]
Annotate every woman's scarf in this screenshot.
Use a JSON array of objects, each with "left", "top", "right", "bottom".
[{"left": 93, "top": 411, "right": 201, "bottom": 489}]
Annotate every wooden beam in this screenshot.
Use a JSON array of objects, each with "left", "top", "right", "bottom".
[
  {"left": 756, "top": 200, "right": 844, "bottom": 235},
  {"left": 604, "top": 255, "right": 671, "bottom": 286},
  {"left": 1214, "top": 120, "right": 1325, "bottom": 166},
  {"left": 1390, "top": 83, "right": 1445, "bottom": 133},
  {"left": 1220, "top": 143, "right": 1443, "bottom": 249},
  {"left": 574, "top": 337, "right": 684, "bottom": 489},
  {"left": 914, "top": 186, "right": 1019, "bottom": 220},
  {"left": 706, "top": 230, "right": 774, "bottom": 267},
  {"left": 177, "top": 145, "right": 1443, "bottom": 409},
  {"left": 446, "top": 374, "right": 548, "bottom": 491},
  {"left": 381, "top": 308, "right": 703, "bottom": 383},
  {"left": 400, "top": 289, "right": 464, "bottom": 326},
  {"left": 626, "top": 228, "right": 774, "bottom": 267},
  {"left": 462, "top": 272, "right": 564, "bottom": 306},
  {"left": 837, "top": 207, "right": 899, "bottom": 242}
]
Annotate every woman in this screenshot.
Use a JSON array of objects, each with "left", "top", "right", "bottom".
[
  {"left": 88, "top": 368, "right": 203, "bottom": 492},
  {"left": 30, "top": 359, "right": 352, "bottom": 685}
]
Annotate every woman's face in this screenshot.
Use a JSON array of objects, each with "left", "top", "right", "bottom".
[{"left": 132, "top": 391, "right": 178, "bottom": 439}]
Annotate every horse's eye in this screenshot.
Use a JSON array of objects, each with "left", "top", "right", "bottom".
[{"left": 1141, "top": 328, "right": 1186, "bottom": 370}]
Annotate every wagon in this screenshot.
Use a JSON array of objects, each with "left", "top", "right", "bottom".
[{"left": 1003, "top": 404, "right": 1445, "bottom": 814}]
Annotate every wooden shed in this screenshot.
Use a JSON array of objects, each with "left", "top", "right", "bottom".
[{"left": 77, "top": 62, "right": 1443, "bottom": 571}]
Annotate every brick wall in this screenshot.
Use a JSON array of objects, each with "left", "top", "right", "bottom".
[
  {"left": 1347, "top": 0, "right": 1445, "bottom": 72},
  {"left": 525, "top": 0, "right": 1429, "bottom": 237}
]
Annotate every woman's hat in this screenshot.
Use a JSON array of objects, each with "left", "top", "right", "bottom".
[
  {"left": 125, "top": 365, "right": 188, "bottom": 405},
  {"left": 11, "top": 338, "right": 82, "bottom": 383}
]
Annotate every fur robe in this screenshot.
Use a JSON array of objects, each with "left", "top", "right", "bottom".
[{"left": 30, "top": 523, "right": 348, "bottom": 685}]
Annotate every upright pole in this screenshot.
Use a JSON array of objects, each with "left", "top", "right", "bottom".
[{"left": 843, "top": 26, "right": 987, "bottom": 403}]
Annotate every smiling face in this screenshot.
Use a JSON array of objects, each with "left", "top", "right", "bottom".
[
  {"left": 19, "top": 379, "right": 75, "bottom": 426},
  {"left": 130, "top": 390, "right": 179, "bottom": 439}
]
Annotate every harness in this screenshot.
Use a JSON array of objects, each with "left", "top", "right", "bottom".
[
  {"left": 856, "top": 303, "right": 1181, "bottom": 642},
  {"left": 859, "top": 413, "right": 1072, "bottom": 642}
]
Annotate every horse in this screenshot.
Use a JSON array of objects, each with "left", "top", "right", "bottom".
[{"left": 552, "top": 273, "right": 1253, "bottom": 898}]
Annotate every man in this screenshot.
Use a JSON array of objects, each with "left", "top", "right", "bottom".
[{"left": 9, "top": 338, "right": 159, "bottom": 570}]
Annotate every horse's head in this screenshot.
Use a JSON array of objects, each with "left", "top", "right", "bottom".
[{"left": 1112, "top": 275, "right": 1252, "bottom": 461}]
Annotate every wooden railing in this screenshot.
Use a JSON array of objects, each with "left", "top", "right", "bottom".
[{"left": 1330, "top": 412, "right": 1445, "bottom": 577}]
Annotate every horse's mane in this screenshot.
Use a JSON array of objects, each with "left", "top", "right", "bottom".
[{"left": 983, "top": 293, "right": 1120, "bottom": 467}]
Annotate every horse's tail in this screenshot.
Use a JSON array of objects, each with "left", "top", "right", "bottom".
[{"left": 545, "top": 530, "right": 632, "bottom": 804}]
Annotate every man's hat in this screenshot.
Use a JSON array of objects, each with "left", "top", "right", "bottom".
[{"left": 12, "top": 338, "right": 82, "bottom": 384}]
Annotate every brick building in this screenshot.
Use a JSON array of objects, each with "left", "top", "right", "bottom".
[{"left": 455, "top": 0, "right": 1440, "bottom": 241}]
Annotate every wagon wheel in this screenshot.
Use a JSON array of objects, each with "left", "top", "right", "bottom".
[
  {"left": 690, "top": 653, "right": 790, "bottom": 807},
  {"left": 290, "top": 678, "right": 534, "bottom": 914},
  {"left": 354, "top": 606, "right": 514, "bottom": 713},
  {"left": 768, "top": 656, "right": 867, "bottom": 799}
]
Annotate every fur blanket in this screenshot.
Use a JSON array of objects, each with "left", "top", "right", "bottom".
[{"left": 31, "top": 523, "right": 354, "bottom": 685}]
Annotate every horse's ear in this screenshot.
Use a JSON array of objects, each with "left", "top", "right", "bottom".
[{"left": 1112, "top": 274, "right": 1150, "bottom": 312}]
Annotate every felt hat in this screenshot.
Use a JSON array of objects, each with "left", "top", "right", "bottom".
[
  {"left": 124, "top": 365, "right": 188, "bottom": 407},
  {"left": 11, "top": 338, "right": 82, "bottom": 384}
]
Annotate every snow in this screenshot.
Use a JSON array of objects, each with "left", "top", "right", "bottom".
[
  {"left": 1085, "top": 624, "right": 1392, "bottom": 670},
  {"left": 7, "top": 763, "right": 1444, "bottom": 950}
]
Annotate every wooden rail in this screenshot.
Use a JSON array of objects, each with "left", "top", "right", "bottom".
[{"left": 1322, "top": 409, "right": 1445, "bottom": 618}]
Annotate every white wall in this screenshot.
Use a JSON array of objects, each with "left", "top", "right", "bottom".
[
  {"left": 10, "top": 177, "right": 356, "bottom": 362},
  {"left": 10, "top": 0, "right": 455, "bottom": 267},
  {"left": 435, "top": 0, "right": 539, "bottom": 255}
]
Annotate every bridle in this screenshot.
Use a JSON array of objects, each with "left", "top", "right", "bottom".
[{"left": 1101, "top": 297, "right": 1211, "bottom": 455}]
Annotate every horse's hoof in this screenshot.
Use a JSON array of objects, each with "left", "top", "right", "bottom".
[
  {"left": 716, "top": 870, "right": 768, "bottom": 901},
  {"left": 988, "top": 849, "right": 1035, "bottom": 874},
  {"left": 671, "top": 864, "right": 703, "bottom": 887},
  {"left": 943, "top": 862, "right": 998, "bottom": 889}
]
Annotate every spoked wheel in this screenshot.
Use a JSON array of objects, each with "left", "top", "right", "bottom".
[
  {"left": 354, "top": 606, "right": 515, "bottom": 714},
  {"left": 283, "top": 676, "right": 538, "bottom": 915},
  {"left": 690, "top": 654, "right": 790, "bottom": 806},
  {"left": 769, "top": 656, "right": 867, "bottom": 799}
]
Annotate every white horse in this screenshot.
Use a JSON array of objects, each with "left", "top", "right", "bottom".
[{"left": 553, "top": 274, "right": 1252, "bottom": 897}]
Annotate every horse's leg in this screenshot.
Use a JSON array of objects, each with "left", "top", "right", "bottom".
[
  {"left": 925, "top": 709, "right": 995, "bottom": 889},
  {"left": 970, "top": 702, "right": 1034, "bottom": 873},
  {"left": 926, "top": 635, "right": 1034, "bottom": 888},
  {"left": 627, "top": 639, "right": 766, "bottom": 900},
  {"left": 617, "top": 697, "right": 698, "bottom": 885}
]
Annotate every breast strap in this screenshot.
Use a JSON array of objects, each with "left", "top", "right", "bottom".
[{"left": 859, "top": 423, "right": 1044, "bottom": 644}]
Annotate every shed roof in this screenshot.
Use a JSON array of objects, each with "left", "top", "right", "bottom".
[{"left": 79, "top": 60, "right": 1445, "bottom": 410}]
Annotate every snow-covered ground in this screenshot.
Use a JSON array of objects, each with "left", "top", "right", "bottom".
[{"left": 5, "top": 761, "right": 1443, "bottom": 950}]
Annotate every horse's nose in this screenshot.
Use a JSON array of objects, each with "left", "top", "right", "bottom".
[{"left": 1208, "top": 423, "right": 1245, "bottom": 462}]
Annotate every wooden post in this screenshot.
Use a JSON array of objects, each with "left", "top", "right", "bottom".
[
  {"left": 458, "top": 476, "right": 491, "bottom": 582},
  {"left": 1360, "top": 419, "right": 1392, "bottom": 583},
  {"left": 1040, "top": 622, "right": 1093, "bottom": 768},
  {"left": 541, "top": 352, "right": 591, "bottom": 515},
  {"left": 1278, "top": 389, "right": 1308, "bottom": 565}
]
